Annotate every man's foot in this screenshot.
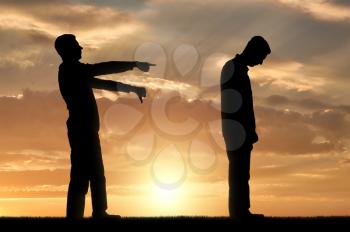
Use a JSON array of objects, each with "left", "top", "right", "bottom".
[
  {"left": 231, "top": 211, "right": 264, "bottom": 220},
  {"left": 92, "top": 211, "right": 121, "bottom": 219}
]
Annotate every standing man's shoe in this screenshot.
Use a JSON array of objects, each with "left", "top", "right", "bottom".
[
  {"left": 231, "top": 210, "right": 264, "bottom": 220},
  {"left": 246, "top": 212, "right": 264, "bottom": 219},
  {"left": 92, "top": 211, "right": 121, "bottom": 219}
]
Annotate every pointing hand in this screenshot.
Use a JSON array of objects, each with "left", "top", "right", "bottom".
[
  {"left": 134, "top": 86, "right": 146, "bottom": 103},
  {"left": 136, "top": 62, "right": 156, "bottom": 72}
]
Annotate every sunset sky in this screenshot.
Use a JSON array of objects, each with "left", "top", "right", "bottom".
[{"left": 0, "top": 0, "right": 350, "bottom": 217}]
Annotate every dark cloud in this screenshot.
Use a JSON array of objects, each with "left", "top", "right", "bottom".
[
  {"left": 0, "top": 0, "right": 349, "bottom": 103},
  {"left": 0, "top": 88, "right": 214, "bottom": 152},
  {"left": 264, "top": 94, "right": 350, "bottom": 114},
  {"left": 0, "top": 28, "right": 52, "bottom": 53},
  {"left": 74, "top": 0, "right": 149, "bottom": 10},
  {"left": 310, "top": 109, "right": 350, "bottom": 138},
  {"left": 255, "top": 105, "right": 349, "bottom": 155},
  {"left": 1, "top": 89, "right": 349, "bottom": 158},
  {"left": 341, "top": 158, "right": 350, "bottom": 164},
  {"left": 0, "top": 0, "right": 143, "bottom": 95},
  {"left": 0, "top": 89, "right": 349, "bottom": 203},
  {"left": 332, "top": 0, "right": 350, "bottom": 6},
  {"left": 266, "top": 95, "right": 290, "bottom": 105},
  {"left": 0, "top": 91, "right": 66, "bottom": 151},
  {"left": 274, "top": 18, "right": 350, "bottom": 61},
  {"left": 134, "top": 0, "right": 350, "bottom": 61},
  {"left": 0, "top": 0, "right": 62, "bottom": 5},
  {"left": 0, "top": 27, "right": 60, "bottom": 95}
]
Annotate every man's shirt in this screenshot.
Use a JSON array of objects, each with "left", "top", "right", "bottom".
[
  {"left": 220, "top": 54, "right": 258, "bottom": 146},
  {"left": 58, "top": 61, "right": 135, "bottom": 132}
]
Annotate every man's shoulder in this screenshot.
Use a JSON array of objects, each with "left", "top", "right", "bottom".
[
  {"left": 221, "top": 58, "right": 243, "bottom": 78},
  {"left": 221, "top": 59, "right": 234, "bottom": 73},
  {"left": 60, "top": 61, "right": 85, "bottom": 67},
  {"left": 223, "top": 58, "right": 234, "bottom": 67},
  {"left": 223, "top": 57, "right": 244, "bottom": 72},
  {"left": 59, "top": 61, "right": 90, "bottom": 73}
]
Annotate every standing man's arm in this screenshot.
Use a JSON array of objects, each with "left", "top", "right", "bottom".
[
  {"left": 221, "top": 60, "right": 244, "bottom": 121},
  {"left": 90, "top": 78, "right": 146, "bottom": 102},
  {"left": 89, "top": 61, "right": 135, "bottom": 75},
  {"left": 221, "top": 60, "right": 258, "bottom": 144},
  {"left": 89, "top": 61, "right": 155, "bottom": 76},
  {"left": 87, "top": 61, "right": 154, "bottom": 102}
]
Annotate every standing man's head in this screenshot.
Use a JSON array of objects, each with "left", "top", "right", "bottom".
[
  {"left": 55, "top": 34, "right": 82, "bottom": 62},
  {"left": 241, "top": 36, "right": 271, "bottom": 67}
]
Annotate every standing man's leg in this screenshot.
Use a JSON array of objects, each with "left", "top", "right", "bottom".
[
  {"left": 228, "top": 144, "right": 252, "bottom": 217},
  {"left": 67, "top": 175, "right": 89, "bottom": 218},
  {"left": 89, "top": 133, "right": 108, "bottom": 216},
  {"left": 66, "top": 129, "right": 90, "bottom": 218}
]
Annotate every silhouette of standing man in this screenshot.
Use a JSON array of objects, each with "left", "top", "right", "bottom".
[
  {"left": 55, "top": 34, "right": 154, "bottom": 219},
  {"left": 221, "top": 36, "right": 270, "bottom": 219}
]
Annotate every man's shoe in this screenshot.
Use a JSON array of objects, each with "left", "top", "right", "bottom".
[
  {"left": 231, "top": 211, "right": 264, "bottom": 220},
  {"left": 246, "top": 212, "right": 264, "bottom": 219},
  {"left": 92, "top": 211, "right": 121, "bottom": 219}
]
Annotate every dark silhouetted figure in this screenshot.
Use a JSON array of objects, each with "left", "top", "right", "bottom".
[
  {"left": 221, "top": 36, "right": 271, "bottom": 219},
  {"left": 55, "top": 34, "right": 154, "bottom": 219}
]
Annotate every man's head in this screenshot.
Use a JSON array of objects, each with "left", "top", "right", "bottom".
[
  {"left": 55, "top": 34, "right": 82, "bottom": 62},
  {"left": 242, "top": 36, "right": 271, "bottom": 67}
]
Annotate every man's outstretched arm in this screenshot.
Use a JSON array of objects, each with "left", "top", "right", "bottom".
[
  {"left": 90, "top": 78, "right": 146, "bottom": 102},
  {"left": 89, "top": 61, "right": 155, "bottom": 76}
]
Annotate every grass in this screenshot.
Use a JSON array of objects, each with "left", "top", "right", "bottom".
[{"left": 1, "top": 216, "right": 350, "bottom": 229}]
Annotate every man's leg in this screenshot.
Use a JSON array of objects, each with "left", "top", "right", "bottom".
[
  {"left": 66, "top": 176, "right": 89, "bottom": 218},
  {"left": 228, "top": 144, "right": 252, "bottom": 217},
  {"left": 89, "top": 133, "right": 108, "bottom": 216},
  {"left": 66, "top": 129, "right": 90, "bottom": 219},
  {"left": 66, "top": 149, "right": 89, "bottom": 218}
]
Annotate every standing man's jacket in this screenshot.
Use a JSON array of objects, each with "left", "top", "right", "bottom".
[
  {"left": 58, "top": 61, "right": 135, "bottom": 132},
  {"left": 220, "top": 54, "right": 258, "bottom": 148}
]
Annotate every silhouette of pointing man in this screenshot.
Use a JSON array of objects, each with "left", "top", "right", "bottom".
[
  {"left": 221, "top": 36, "right": 270, "bottom": 219},
  {"left": 55, "top": 34, "right": 154, "bottom": 218}
]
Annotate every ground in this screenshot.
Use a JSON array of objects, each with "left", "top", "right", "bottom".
[{"left": 1, "top": 216, "right": 350, "bottom": 230}]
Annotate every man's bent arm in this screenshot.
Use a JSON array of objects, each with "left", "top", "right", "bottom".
[{"left": 90, "top": 78, "right": 136, "bottom": 93}]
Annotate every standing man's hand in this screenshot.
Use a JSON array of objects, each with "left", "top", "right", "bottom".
[
  {"left": 133, "top": 61, "right": 153, "bottom": 102},
  {"left": 133, "top": 86, "right": 147, "bottom": 103},
  {"left": 136, "top": 62, "right": 156, "bottom": 72}
]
